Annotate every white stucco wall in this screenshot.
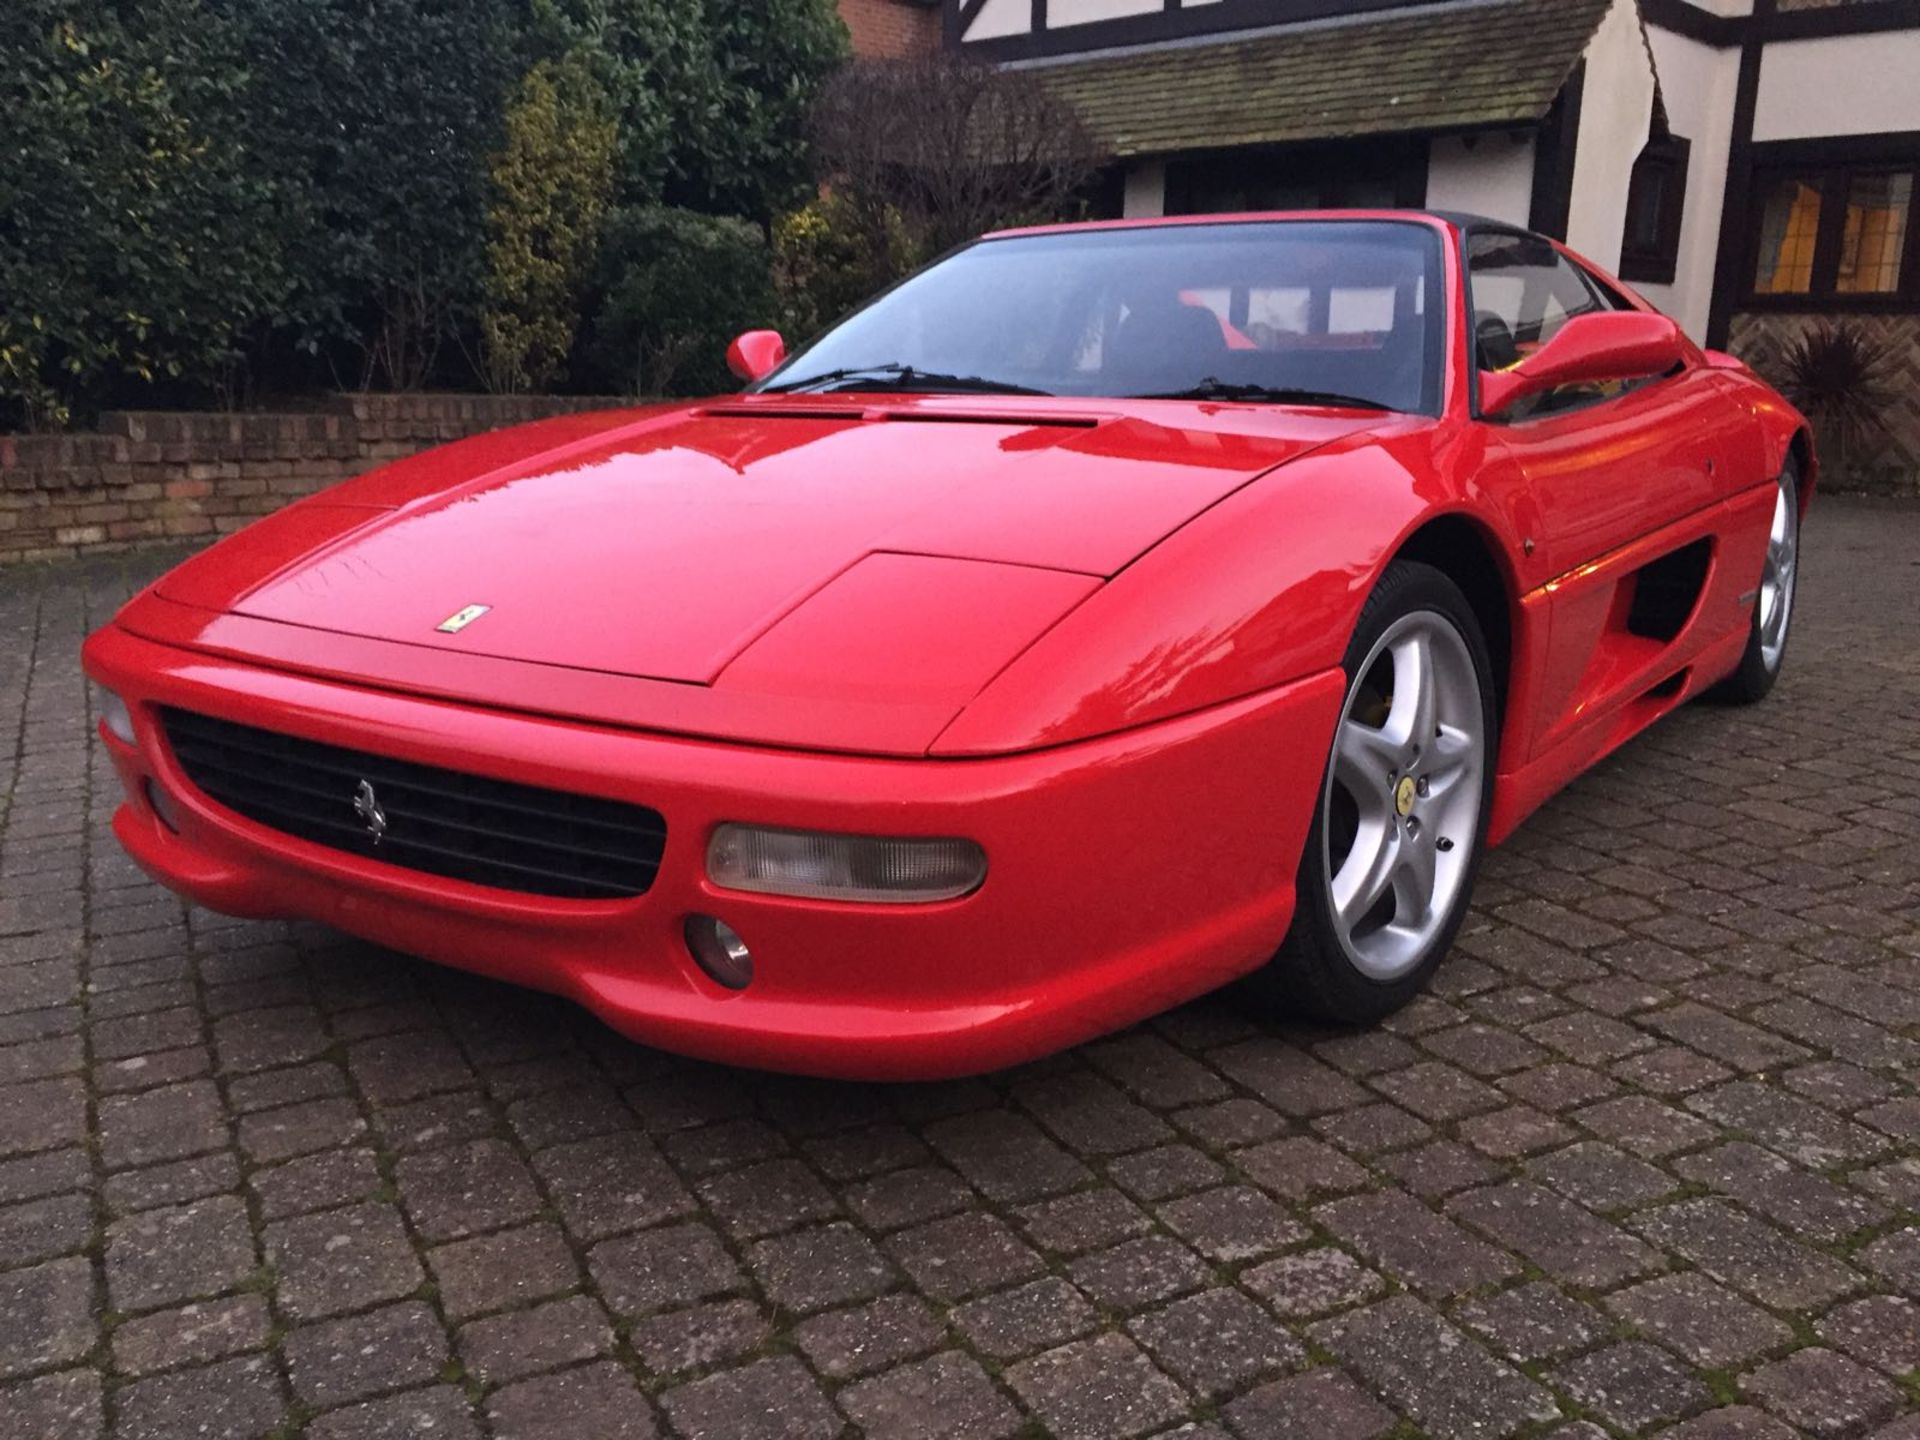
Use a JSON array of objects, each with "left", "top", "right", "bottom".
[
  {"left": 966, "top": 0, "right": 1171, "bottom": 40},
  {"left": 1564, "top": 0, "right": 1659, "bottom": 273},
  {"left": 964, "top": 0, "right": 1030, "bottom": 41},
  {"left": 1425, "top": 133, "right": 1536, "bottom": 225},
  {"left": 1122, "top": 161, "right": 1168, "bottom": 218},
  {"left": 1634, "top": 25, "right": 1742, "bottom": 340},
  {"left": 1048, "top": 0, "right": 1163, "bottom": 28},
  {"left": 1753, "top": 31, "right": 1920, "bottom": 141}
]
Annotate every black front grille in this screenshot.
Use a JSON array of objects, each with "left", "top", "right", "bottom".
[{"left": 161, "top": 708, "right": 666, "bottom": 900}]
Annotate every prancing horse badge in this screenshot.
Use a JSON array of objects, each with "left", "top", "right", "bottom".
[
  {"left": 352, "top": 780, "right": 388, "bottom": 846},
  {"left": 436, "top": 604, "right": 490, "bottom": 634}
]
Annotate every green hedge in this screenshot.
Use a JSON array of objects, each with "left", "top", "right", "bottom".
[
  {"left": 1, "top": 1, "right": 282, "bottom": 427},
  {"left": 0, "top": 0, "right": 847, "bottom": 428},
  {"left": 582, "top": 207, "right": 778, "bottom": 397}
]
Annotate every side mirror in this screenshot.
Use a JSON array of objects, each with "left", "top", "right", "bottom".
[
  {"left": 726, "top": 329, "right": 787, "bottom": 384},
  {"left": 1480, "top": 311, "right": 1685, "bottom": 419}
]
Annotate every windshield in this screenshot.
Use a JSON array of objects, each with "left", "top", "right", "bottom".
[{"left": 759, "top": 220, "right": 1445, "bottom": 414}]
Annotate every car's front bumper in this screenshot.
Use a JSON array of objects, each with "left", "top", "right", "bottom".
[{"left": 83, "top": 623, "right": 1342, "bottom": 1079}]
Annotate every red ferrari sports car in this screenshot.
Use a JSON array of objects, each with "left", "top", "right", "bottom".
[{"left": 84, "top": 212, "right": 1811, "bottom": 1079}]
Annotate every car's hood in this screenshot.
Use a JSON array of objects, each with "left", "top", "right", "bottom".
[{"left": 153, "top": 397, "right": 1374, "bottom": 688}]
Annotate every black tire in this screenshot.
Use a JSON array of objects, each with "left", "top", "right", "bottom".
[
  {"left": 1245, "top": 560, "right": 1498, "bottom": 1025},
  {"left": 1708, "top": 458, "right": 1801, "bottom": 706}
]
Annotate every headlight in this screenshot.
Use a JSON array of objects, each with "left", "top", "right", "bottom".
[
  {"left": 707, "top": 825, "right": 986, "bottom": 904},
  {"left": 98, "top": 688, "right": 136, "bottom": 745}
]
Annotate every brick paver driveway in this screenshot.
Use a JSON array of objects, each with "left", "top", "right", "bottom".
[{"left": 2, "top": 496, "right": 1918, "bottom": 1439}]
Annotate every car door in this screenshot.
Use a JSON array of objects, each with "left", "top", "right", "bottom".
[
  {"left": 1469, "top": 231, "right": 1731, "bottom": 573},
  {"left": 1467, "top": 231, "right": 1749, "bottom": 762}
]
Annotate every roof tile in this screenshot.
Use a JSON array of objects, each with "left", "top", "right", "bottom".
[{"left": 1031, "top": 0, "right": 1612, "bottom": 156}]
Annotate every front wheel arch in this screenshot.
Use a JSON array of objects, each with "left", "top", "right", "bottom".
[
  {"left": 1789, "top": 427, "right": 1816, "bottom": 513},
  {"left": 1390, "top": 513, "right": 1517, "bottom": 718}
]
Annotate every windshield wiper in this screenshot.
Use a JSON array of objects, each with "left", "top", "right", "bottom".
[
  {"left": 762, "top": 363, "right": 1052, "bottom": 397},
  {"left": 1133, "top": 378, "right": 1387, "bottom": 410}
]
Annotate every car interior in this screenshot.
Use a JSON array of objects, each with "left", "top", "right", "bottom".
[{"left": 1084, "top": 239, "right": 1437, "bottom": 410}]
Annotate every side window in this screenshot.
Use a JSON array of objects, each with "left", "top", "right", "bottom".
[
  {"left": 1467, "top": 232, "right": 1645, "bottom": 418},
  {"left": 1577, "top": 264, "right": 1637, "bottom": 312},
  {"left": 1466, "top": 232, "right": 1604, "bottom": 373}
]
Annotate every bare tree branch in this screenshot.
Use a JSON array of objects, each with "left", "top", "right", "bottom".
[{"left": 810, "top": 54, "right": 1107, "bottom": 258}]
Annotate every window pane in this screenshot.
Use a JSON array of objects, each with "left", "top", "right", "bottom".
[
  {"left": 1328, "top": 287, "right": 1396, "bottom": 333},
  {"left": 1247, "top": 287, "right": 1310, "bottom": 341},
  {"left": 1836, "top": 171, "right": 1912, "bottom": 294},
  {"left": 1626, "top": 160, "right": 1668, "bottom": 251},
  {"left": 1752, "top": 176, "right": 1822, "bottom": 294},
  {"left": 770, "top": 221, "right": 1443, "bottom": 412},
  {"left": 1166, "top": 145, "right": 1412, "bottom": 216},
  {"left": 1466, "top": 233, "right": 1602, "bottom": 369}
]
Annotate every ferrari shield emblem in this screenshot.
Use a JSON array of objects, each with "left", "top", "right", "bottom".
[{"left": 436, "top": 604, "right": 490, "bottom": 634}]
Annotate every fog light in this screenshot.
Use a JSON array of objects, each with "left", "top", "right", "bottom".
[
  {"left": 142, "top": 778, "right": 182, "bottom": 833},
  {"left": 685, "top": 915, "right": 754, "bottom": 989},
  {"left": 708, "top": 825, "right": 986, "bottom": 903},
  {"left": 99, "top": 689, "right": 136, "bottom": 745}
]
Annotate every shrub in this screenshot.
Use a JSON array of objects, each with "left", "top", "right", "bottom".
[
  {"left": 665, "top": 0, "right": 851, "bottom": 222},
  {"left": 222, "top": 0, "right": 521, "bottom": 391},
  {"left": 529, "top": 0, "right": 847, "bottom": 223},
  {"left": 480, "top": 57, "right": 619, "bottom": 394},
  {"left": 0, "top": 1, "right": 283, "bottom": 427},
  {"left": 772, "top": 192, "right": 919, "bottom": 343},
  {"left": 580, "top": 207, "right": 778, "bottom": 397},
  {"left": 1774, "top": 320, "right": 1898, "bottom": 477},
  {"left": 0, "top": 0, "right": 843, "bottom": 424}
]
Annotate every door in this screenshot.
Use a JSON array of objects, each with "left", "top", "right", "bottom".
[
  {"left": 1466, "top": 231, "right": 1747, "bottom": 759},
  {"left": 1467, "top": 231, "right": 1730, "bottom": 573}
]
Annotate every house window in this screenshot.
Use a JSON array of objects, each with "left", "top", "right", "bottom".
[
  {"left": 1744, "top": 157, "right": 1920, "bottom": 307},
  {"left": 1164, "top": 139, "right": 1426, "bottom": 216},
  {"left": 1752, "top": 174, "right": 1823, "bottom": 295},
  {"left": 1619, "top": 135, "right": 1690, "bottom": 286},
  {"left": 1837, "top": 171, "right": 1912, "bottom": 294}
]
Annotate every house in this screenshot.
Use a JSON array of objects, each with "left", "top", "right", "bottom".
[
  {"left": 943, "top": 0, "right": 1920, "bottom": 480},
  {"left": 840, "top": 0, "right": 942, "bottom": 58}
]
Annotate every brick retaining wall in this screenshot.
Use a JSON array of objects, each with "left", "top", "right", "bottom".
[
  {"left": 6, "top": 364, "right": 1909, "bottom": 568},
  {"left": 0, "top": 394, "right": 627, "bottom": 566}
]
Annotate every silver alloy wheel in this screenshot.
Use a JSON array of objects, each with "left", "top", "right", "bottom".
[
  {"left": 1758, "top": 469, "right": 1799, "bottom": 671},
  {"left": 1323, "top": 611, "right": 1486, "bottom": 982}
]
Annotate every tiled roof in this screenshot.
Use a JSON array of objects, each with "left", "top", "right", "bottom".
[{"left": 1028, "top": 0, "right": 1613, "bottom": 158}]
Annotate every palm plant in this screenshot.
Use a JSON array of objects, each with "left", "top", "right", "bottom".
[{"left": 1776, "top": 320, "right": 1898, "bottom": 480}]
